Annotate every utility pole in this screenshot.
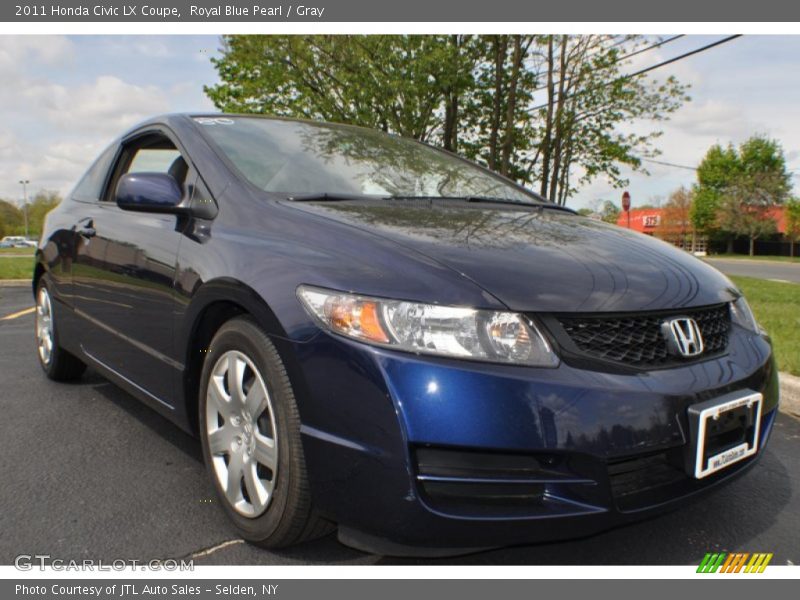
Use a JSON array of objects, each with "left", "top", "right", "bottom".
[{"left": 19, "top": 179, "right": 30, "bottom": 240}]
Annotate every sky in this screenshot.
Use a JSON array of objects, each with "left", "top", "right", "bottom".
[{"left": 0, "top": 34, "right": 799, "bottom": 210}]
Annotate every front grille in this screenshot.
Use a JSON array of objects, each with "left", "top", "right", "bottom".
[{"left": 553, "top": 304, "right": 731, "bottom": 369}]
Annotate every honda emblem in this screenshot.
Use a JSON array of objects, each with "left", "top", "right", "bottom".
[{"left": 662, "top": 317, "right": 704, "bottom": 358}]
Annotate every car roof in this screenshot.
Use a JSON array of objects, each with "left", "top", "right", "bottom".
[{"left": 125, "top": 112, "right": 392, "bottom": 138}]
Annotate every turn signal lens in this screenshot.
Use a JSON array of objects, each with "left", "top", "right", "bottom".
[{"left": 299, "top": 288, "right": 390, "bottom": 344}]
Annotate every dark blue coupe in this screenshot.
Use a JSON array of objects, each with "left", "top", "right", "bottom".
[{"left": 34, "top": 114, "right": 778, "bottom": 555}]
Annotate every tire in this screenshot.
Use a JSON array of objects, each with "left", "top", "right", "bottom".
[
  {"left": 199, "top": 316, "right": 332, "bottom": 548},
  {"left": 35, "top": 280, "right": 86, "bottom": 382}
]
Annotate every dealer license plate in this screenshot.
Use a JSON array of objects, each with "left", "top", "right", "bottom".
[{"left": 688, "top": 391, "right": 762, "bottom": 479}]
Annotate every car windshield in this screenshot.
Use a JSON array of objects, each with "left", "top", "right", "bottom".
[{"left": 196, "top": 117, "right": 543, "bottom": 204}]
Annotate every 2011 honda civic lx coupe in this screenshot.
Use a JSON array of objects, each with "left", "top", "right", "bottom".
[{"left": 34, "top": 114, "right": 778, "bottom": 556}]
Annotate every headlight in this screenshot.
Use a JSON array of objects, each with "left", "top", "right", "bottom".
[
  {"left": 297, "top": 285, "right": 559, "bottom": 367},
  {"left": 730, "top": 296, "right": 761, "bottom": 333}
]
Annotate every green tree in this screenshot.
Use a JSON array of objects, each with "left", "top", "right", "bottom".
[
  {"left": 0, "top": 199, "right": 24, "bottom": 238},
  {"left": 599, "top": 200, "right": 621, "bottom": 224},
  {"left": 690, "top": 143, "right": 739, "bottom": 240},
  {"left": 457, "top": 35, "right": 539, "bottom": 178},
  {"left": 206, "top": 34, "right": 688, "bottom": 205},
  {"left": 26, "top": 191, "right": 61, "bottom": 237},
  {"left": 785, "top": 199, "right": 800, "bottom": 258},
  {"left": 205, "top": 35, "right": 475, "bottom": 147},
  {"left": 576, "top": 207, "right": 594, "bottom": 217},
  {"left": 522, "top": 35, "right": 687, "bottom": 205},
  {"left": 692, "top": 136, "right": 792, "bottom": 255}
]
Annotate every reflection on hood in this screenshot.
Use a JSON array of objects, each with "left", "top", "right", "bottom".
[{"left": 286, "top": 199, "right": 737, "bottom": 313}]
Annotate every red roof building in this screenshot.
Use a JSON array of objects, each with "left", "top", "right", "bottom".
[
  {"left": 616, "top": 206, "right": 788, "bottom": 235},
  {"left": 616, "top": 208, "right": 664, "bottom": 235}
]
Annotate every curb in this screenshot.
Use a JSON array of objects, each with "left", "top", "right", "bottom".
[
  {"left": 0, "top": 279, "right": 31, "bottom": 287},
  {"left": 779, "top": 372, "right": 800, "bottom": 420}
]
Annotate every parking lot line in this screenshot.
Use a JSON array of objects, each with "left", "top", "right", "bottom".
[{"left": 1, "top": 306, "right": 34, "bottom": 320}]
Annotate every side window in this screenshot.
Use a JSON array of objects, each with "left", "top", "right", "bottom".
[
  {"left": 106, "top": 133, "right": 190, "bottom": 201},
  {"left": 128, "top": 147, "right": 182, "bottom": 175},
  {"left": 72, "top": 144, "right": 118, "bottom": 202}
]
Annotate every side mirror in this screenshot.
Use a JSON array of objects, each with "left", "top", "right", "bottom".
[{"left": 115, "top": 172, "right": 186, "bottom": 214}]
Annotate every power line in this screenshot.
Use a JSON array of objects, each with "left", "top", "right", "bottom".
[
  {"left": 615, "top": 34, "right": 685, "bottom": 62},
  {"left": 644, "top": 158, "right": 800, "bottom": 174},
  {"left": 620, "top": 35, "right": 742, "bottom": 81},
  {"left": 640, "top": 157, "right": 697, "bottom": 171},
  {"left": 530, "top": 35, "right": 684, "bottom": 96},
  {"left": 530, "top": 35, "right": 743, "bottom": 113}
]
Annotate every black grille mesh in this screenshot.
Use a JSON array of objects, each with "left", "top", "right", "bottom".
[{"left": 555, "top": 304, "right": 731, "bottom": 368}]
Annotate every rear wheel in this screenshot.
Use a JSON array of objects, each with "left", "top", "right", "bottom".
[
  {"left": 199, "top": 316, "right": 332, "bottom": 547},
  {"left": 35, "top": 281, "right": 86, "bottom": 381}
]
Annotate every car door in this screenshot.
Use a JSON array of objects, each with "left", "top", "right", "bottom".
[
  {"left": 74, "top": 128, "right": 191, "bottom": 406},
  {"left": 68, "top": 143, "right": 123, "bottom": 355}
]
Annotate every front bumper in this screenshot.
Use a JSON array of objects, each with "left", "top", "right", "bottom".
[{"left": 284, "top": 325, "right": 778, "bottom": 554}]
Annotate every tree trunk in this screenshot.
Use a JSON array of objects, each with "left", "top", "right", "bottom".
[
  {"left": 557, "top": 141, "right": 573, "bottom": 206},
  {"left": 442, "top": 35, "right": 461, "bottom": 152},
  {"left": 749, "top": 237, "right": 755, "bottom": 256},
  {"left": 539, "top": 36, "right": 555, "bottom": 198},
  {"left": 726, "top": 238, "right": 734, "bottom": 254},
  {"left": 488, "top": 36, "right": 507, "bottom": 171},
  {"left": 443, "top": 92, "right": 458, "bottom": 151},
  {"left": 548, "top": 36, "right": 569, "bottom": 203},
  {"left": 500, "top": 35, "right": 523, "bottom": 177}
]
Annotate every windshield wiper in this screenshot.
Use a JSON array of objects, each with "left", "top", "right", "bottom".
[
  {"left": 285, "top": 192, "right": 376, "bottom": 202},
  {"left": 287, "top": 193, "right": 536, "bottom": 206},
  {"left": 385, "top": 194, "right": 574, "bottom": 211},
  {"left": 286, "top": 193, "right": 575, "bottom": 214},
  {"left": 385, "top": 194, "right": 536, "bottom": 205}
]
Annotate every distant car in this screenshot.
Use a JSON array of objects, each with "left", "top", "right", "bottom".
[
  {"left": 1, "top": 236, "right": 35, "bottom": 248},
  {"left": 34, "top": 114, "right": 778, "bottom": 556}
]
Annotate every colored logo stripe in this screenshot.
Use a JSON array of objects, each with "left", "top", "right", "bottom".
[
  {"left": 697, "top": 553, "right": 726, "bottom": 573},
  {"left": 729, "top": 553, "right": 749, "bottom": 573},
  {"left": 697, "top": 552, "right": 773, "bottom": 573},
  {"left": 746, "top": 553, "right": 773, "bottom": 573}
]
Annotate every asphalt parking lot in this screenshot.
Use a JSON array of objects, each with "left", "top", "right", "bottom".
[{"left": 1, "top": 284, "right": 798, "bottom": 566}]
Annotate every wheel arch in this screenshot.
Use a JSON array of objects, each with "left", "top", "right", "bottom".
[
  {"left": 32, "top": 259, "right": 46, "bottom": 297},
  {"left": 179, "top": 277, "right": 306, "bottom": 435}
]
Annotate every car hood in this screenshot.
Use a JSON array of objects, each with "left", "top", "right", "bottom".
[{"left": 282, "top": 200, "right": 737, "bottom": 313}]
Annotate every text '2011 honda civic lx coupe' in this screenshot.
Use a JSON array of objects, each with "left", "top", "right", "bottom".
[{"left": 34, "top": 114, "right": 778, "bottom": 556}]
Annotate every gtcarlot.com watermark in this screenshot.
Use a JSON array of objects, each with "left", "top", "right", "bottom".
[{"left": 14, "top": 554, "right": 194, "bottom": 572}]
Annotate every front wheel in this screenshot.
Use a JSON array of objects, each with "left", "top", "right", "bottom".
[
  {"left": 199, "top": 316, "right": 332, "bottom": 548},
  {"left": 35, "top": 280, "right": 86, "bottom": 381}
]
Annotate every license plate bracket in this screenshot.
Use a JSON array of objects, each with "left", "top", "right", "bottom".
[{"left": 687, "top": 391, "right": 762, "bottom": 479}]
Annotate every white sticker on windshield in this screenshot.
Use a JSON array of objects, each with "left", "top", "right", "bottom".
[{"left": 193, "top": 117, "right": 234, "bottom": 125}]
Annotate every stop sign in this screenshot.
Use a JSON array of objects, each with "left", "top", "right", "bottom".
[{"left": 622, "top": 191, "right": 631, "bottom": 212}]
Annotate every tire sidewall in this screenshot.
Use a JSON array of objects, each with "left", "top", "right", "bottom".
[{"left": 199, "top": 318, "right": 299, "bottom": 542}]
